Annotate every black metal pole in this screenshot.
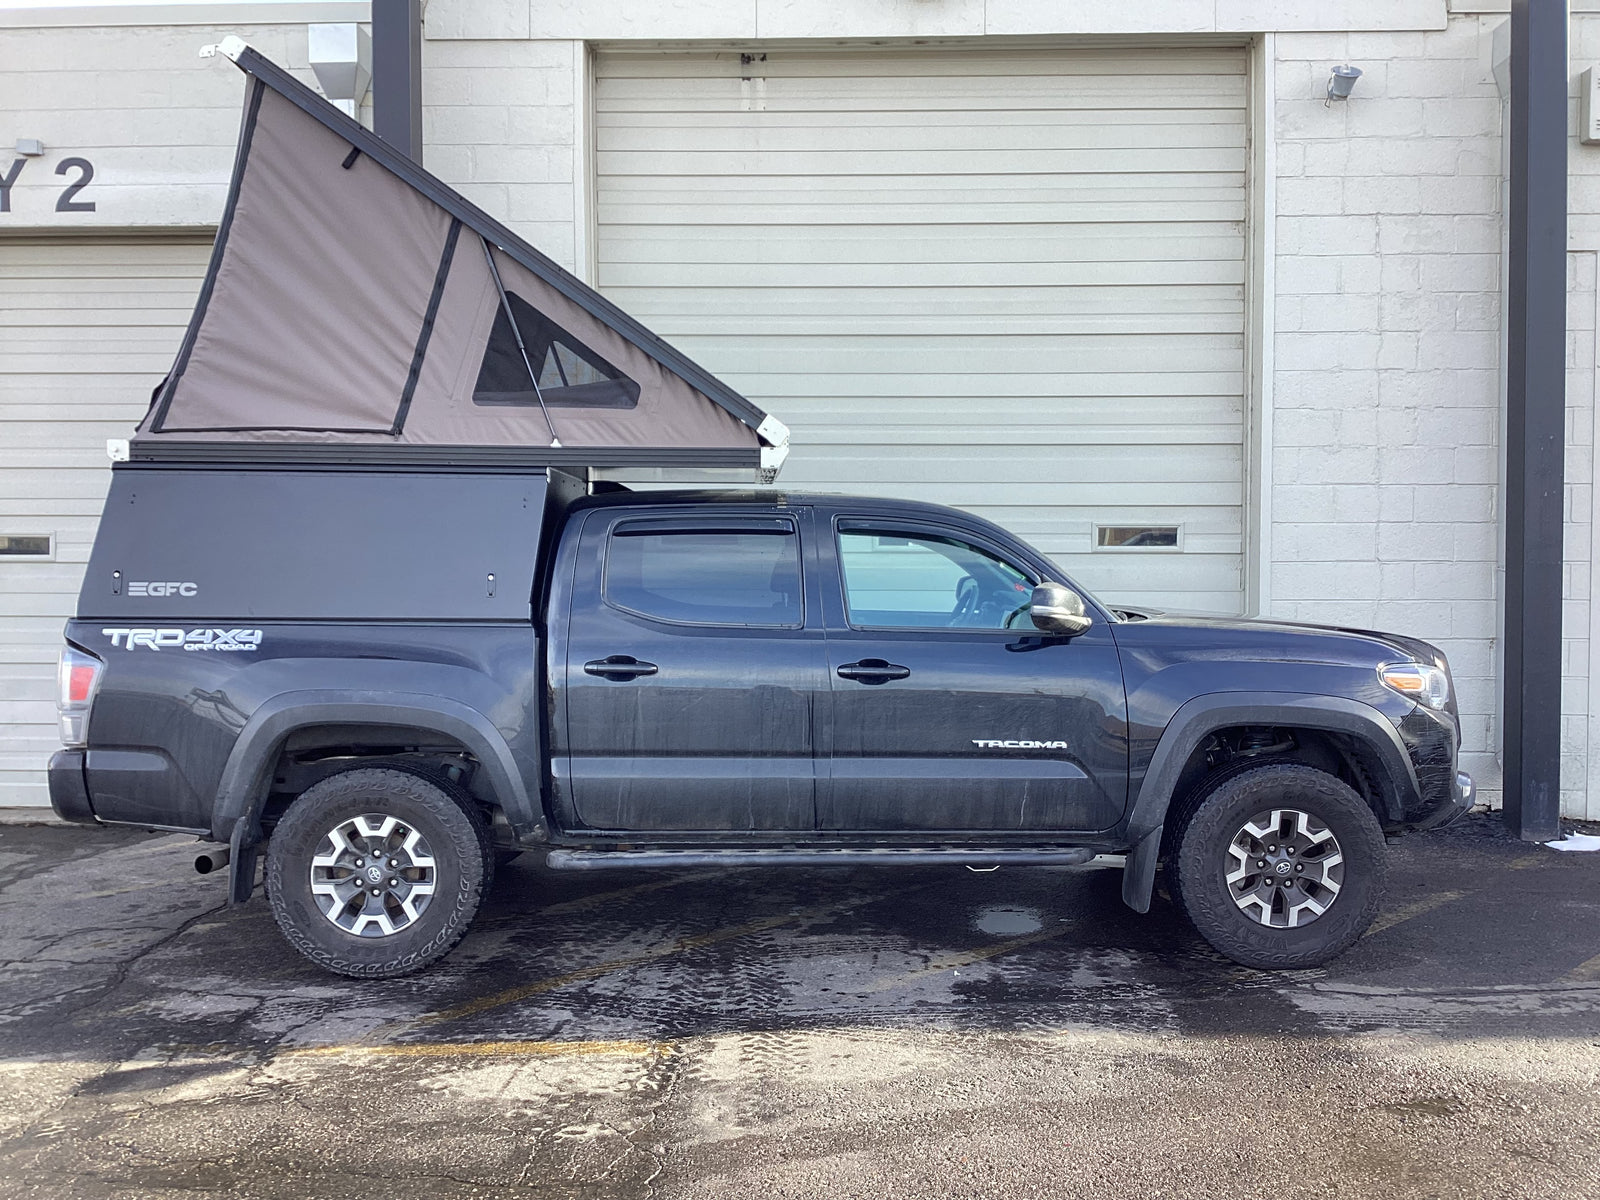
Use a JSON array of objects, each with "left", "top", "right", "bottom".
[
  {"left": 372, "top": 0, "right": 423, "bottom": 162},
  {"left": 1503, "top": 0, "right": 1566, "bottom": 842},
  {"left": 480, "top": 235, "right": 561, "bottom": 448}
]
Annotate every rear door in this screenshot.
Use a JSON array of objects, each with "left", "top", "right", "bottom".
[
  {"left": 818, "top": 512, "right": 1127, "bottom": 832},
  {"left": 556, "top": 505, "right": 827, "bottom": 831}
]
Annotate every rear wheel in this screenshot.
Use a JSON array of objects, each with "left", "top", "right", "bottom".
[
  {"left": 1166, "top": 762, "right": 1385, "bottom": 969},
  {"left": 265, "top": 767, "right": 492, "bottom": 977}
]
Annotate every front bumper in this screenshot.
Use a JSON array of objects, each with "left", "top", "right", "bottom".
[
  {"left": 1411, "top": 770, "right": 1475, "bottom": 831},
  {"left": 47, "top": 749, "right": 99, "bottom": 825},
  {"left": 1394, "top": 703, "right": 1474, "bottom": 829}
]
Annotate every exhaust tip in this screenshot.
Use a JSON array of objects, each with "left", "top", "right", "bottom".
[{"left": 195, "top": 847, "right": 231, "bottom": 875}]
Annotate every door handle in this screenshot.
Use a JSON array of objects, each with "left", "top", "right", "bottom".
[
  {"left": 836, "top": 658, "right": 911, "bottom": 685},
  {"left": 583, "top": 655, "right": 659, "bottom": 680}
]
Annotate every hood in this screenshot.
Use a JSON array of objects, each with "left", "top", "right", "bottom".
[{"left": 1111, "top": 606, "right": 1449, "bottom": 673}]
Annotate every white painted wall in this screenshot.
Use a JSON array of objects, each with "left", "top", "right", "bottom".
[
  {"left": 0, "top": 20, "right": 340, "bottom": 229},
  {"left": 1266, "top": 20, "right": 1506, "bottom": 804},
  {"left": 422, "top": 0, "right": 1450, "bottom": 41},
  {"left": 420, "top": 36, "right": 582, "bottom": 272},
  {"left": 1565, "top": 249, "right": 1595, "bottom": 821},
  {"left": 1570, "top": 14, "right": 1600, "bottom": 822}
]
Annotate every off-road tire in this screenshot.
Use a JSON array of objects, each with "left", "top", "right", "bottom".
[
  {"left": 419, "top": 768, "right": 498, "bottom": 892},
  {"left": 266, "top": 767, "right": 492, "bottom": 978},
  {"left": 1166, "top": 762, "right": 1385, "bottom": 969}
]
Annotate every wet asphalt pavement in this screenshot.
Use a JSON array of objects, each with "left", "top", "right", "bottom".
[{"left": 0, "top": 814, "right": 1598, "bottom": 1199}]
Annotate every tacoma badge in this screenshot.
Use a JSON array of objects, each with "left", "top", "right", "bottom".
[{"left": 971, "top": 739, "right": 1070, "bottom": 750}]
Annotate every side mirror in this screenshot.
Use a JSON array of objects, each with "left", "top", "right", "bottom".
[{"left": 1030, "top": 582, "right": 1092, "bottom": 636}]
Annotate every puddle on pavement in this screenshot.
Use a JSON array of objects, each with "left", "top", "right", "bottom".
[{"left": 973, "top": 906, "right": 1043, "bottom": 935}]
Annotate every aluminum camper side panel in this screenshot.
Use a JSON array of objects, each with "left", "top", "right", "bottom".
[{"left": 77, "top": 467, "right": 548, "bottom": 622}]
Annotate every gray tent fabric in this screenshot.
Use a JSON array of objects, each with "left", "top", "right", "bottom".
[
  {"left": 394, "top": 243, "right": 757, "bottom": 451},
  {"left": 136, "top": 40, "right": 784, "bottom": 470}
]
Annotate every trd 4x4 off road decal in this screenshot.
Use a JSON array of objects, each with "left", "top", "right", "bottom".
[{"left": 102, "top": 628, "right": 263, "bottom": 652}]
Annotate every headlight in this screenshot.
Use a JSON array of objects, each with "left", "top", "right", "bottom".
[{"left": 1379, "top": 661, "right": 1450, "bottom": 709}]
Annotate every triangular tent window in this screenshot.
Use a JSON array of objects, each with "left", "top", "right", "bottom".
[{"left": 474, "top": 292, "right": 641, "bottom": 410}]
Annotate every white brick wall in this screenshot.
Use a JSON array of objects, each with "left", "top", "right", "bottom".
[
  {"left": 1269, "top": 18, "right": 1505, "bottom": 803},
  {"left": 1562, "top": 253, "right": 1596, "bottom": 820},
  {"left": 0, "top": 22, "right": 323, "bottom": 229},
  {"left": 420, "top": 37, "right": 581, "bottom": 271},
  {"left": 1569, "top": 16, "right": 1600, "bottom": 822},
  {"left": 422, "top": 0, "right": 1450, "bottom": 41}
]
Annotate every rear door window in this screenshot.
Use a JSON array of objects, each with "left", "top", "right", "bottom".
[{"left": 604, "top": 518, "right": 802, "bottom": 628}]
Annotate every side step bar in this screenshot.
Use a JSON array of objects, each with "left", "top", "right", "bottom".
[{"left": 544, "top": 846, "right": 1097, "bottom": 871}]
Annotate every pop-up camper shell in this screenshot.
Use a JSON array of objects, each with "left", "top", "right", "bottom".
[
  {"left": 81, "top": 39, "right": 789, "bottom": 625},
  {"left": 129, "top": 37, "right": 789, "bottom": 477}
]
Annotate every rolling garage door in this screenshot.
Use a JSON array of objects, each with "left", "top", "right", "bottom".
[
  {"left": 595, "top": 46, "right": 1247, "bottom": 613},
  {"left": 0, "top": 237, "right": 210, "bottom": 807}
]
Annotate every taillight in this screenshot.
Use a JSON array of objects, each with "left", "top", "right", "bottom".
[{"left": 57, "top": 646, "right": 103, "bottom": 748}]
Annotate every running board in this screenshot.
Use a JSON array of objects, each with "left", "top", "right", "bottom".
[{"left": 544, "top": 846, "right": 1097, "bottom": 871}]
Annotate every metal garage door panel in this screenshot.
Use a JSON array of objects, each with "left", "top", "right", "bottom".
[
  {"left": 0, "top": 238, "right": 210, "bottom": 807},
  {"left": 595, "top": 45, "right": 1247, "bottom": 614}
]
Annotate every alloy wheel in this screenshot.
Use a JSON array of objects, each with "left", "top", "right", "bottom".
[
  {"left": 309, "top": 812, "right": 438, "bottom": 937},
  {"left": 1224, "top": 807, "right": 1344, "bottom": 928}
]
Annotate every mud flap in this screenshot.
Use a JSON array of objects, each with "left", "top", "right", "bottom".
[
  {"left": 1121, "top": 825, "right": 1163, "bottom": 913},
  {"left": 228, "top": 818, "right": 260, "bottom": 905}
]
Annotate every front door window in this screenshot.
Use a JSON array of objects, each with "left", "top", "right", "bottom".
[{"left": 837, "top": 527, "right": 1035, "bottom": 631}]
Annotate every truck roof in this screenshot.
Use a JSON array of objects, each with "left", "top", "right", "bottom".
[{"left": 572, "top": 489, "right": 972, "bottom": 522}]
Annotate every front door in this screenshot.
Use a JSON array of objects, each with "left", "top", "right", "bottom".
[
  {"left": 818, "top": 515, "right": 1127, "bottom": 832},
  {"left": 557, "top": 505, "right": 826, "bottom": 832}
]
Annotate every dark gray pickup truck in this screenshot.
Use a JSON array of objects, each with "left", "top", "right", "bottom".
[
  {"left": 47, "top": 39, "right": 1471, "bottom": 978},
  {"left": 50, "top": 469, "right": 1472, "bottom": 977}
]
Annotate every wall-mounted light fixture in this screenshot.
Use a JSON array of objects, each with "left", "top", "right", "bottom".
[
  {"left": 14, "top": 138, "right": 44, "bottom": 157},
  {"left": 1326, "top": 64, "right": 1363, "bottom": 106}
]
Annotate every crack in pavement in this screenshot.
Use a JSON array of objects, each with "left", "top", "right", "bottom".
[
  {"left": 632, "top": 1039, "right": 686, "bottom": 1199},
  {"left": 12, "top": 899, "right": 229, "bottom": 1037}
]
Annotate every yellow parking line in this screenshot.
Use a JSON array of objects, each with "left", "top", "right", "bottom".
[
  {"left": 1564, "top": 952, "right": 1600, "bottom": 982},
  {"left": 537, "top": 871, "right": 721, "bottom": 917},
  {"left": 1363, "top": 890, "right": 1469, "bottom": 938},
  {"left": 285, "top": 1038, "right": 657, "bottom": 1060},
  {"left": 866, "top": 925, "right": 1072, "bottom": 994}
]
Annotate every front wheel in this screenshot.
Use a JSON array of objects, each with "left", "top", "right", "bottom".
[
  {"left": 265, "top": 767, "right": 492, "bottom": 978},
  {"left": 1166, "top": 762, "right": 1385, "bottom": 969}
]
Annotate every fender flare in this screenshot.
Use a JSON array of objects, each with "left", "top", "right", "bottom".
[
  {"left": 1120, "top": 691, "right": 1420, "bottom": 913},
  {"left": 212, "top": 691, "right": 540, "bottom": 902}
]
